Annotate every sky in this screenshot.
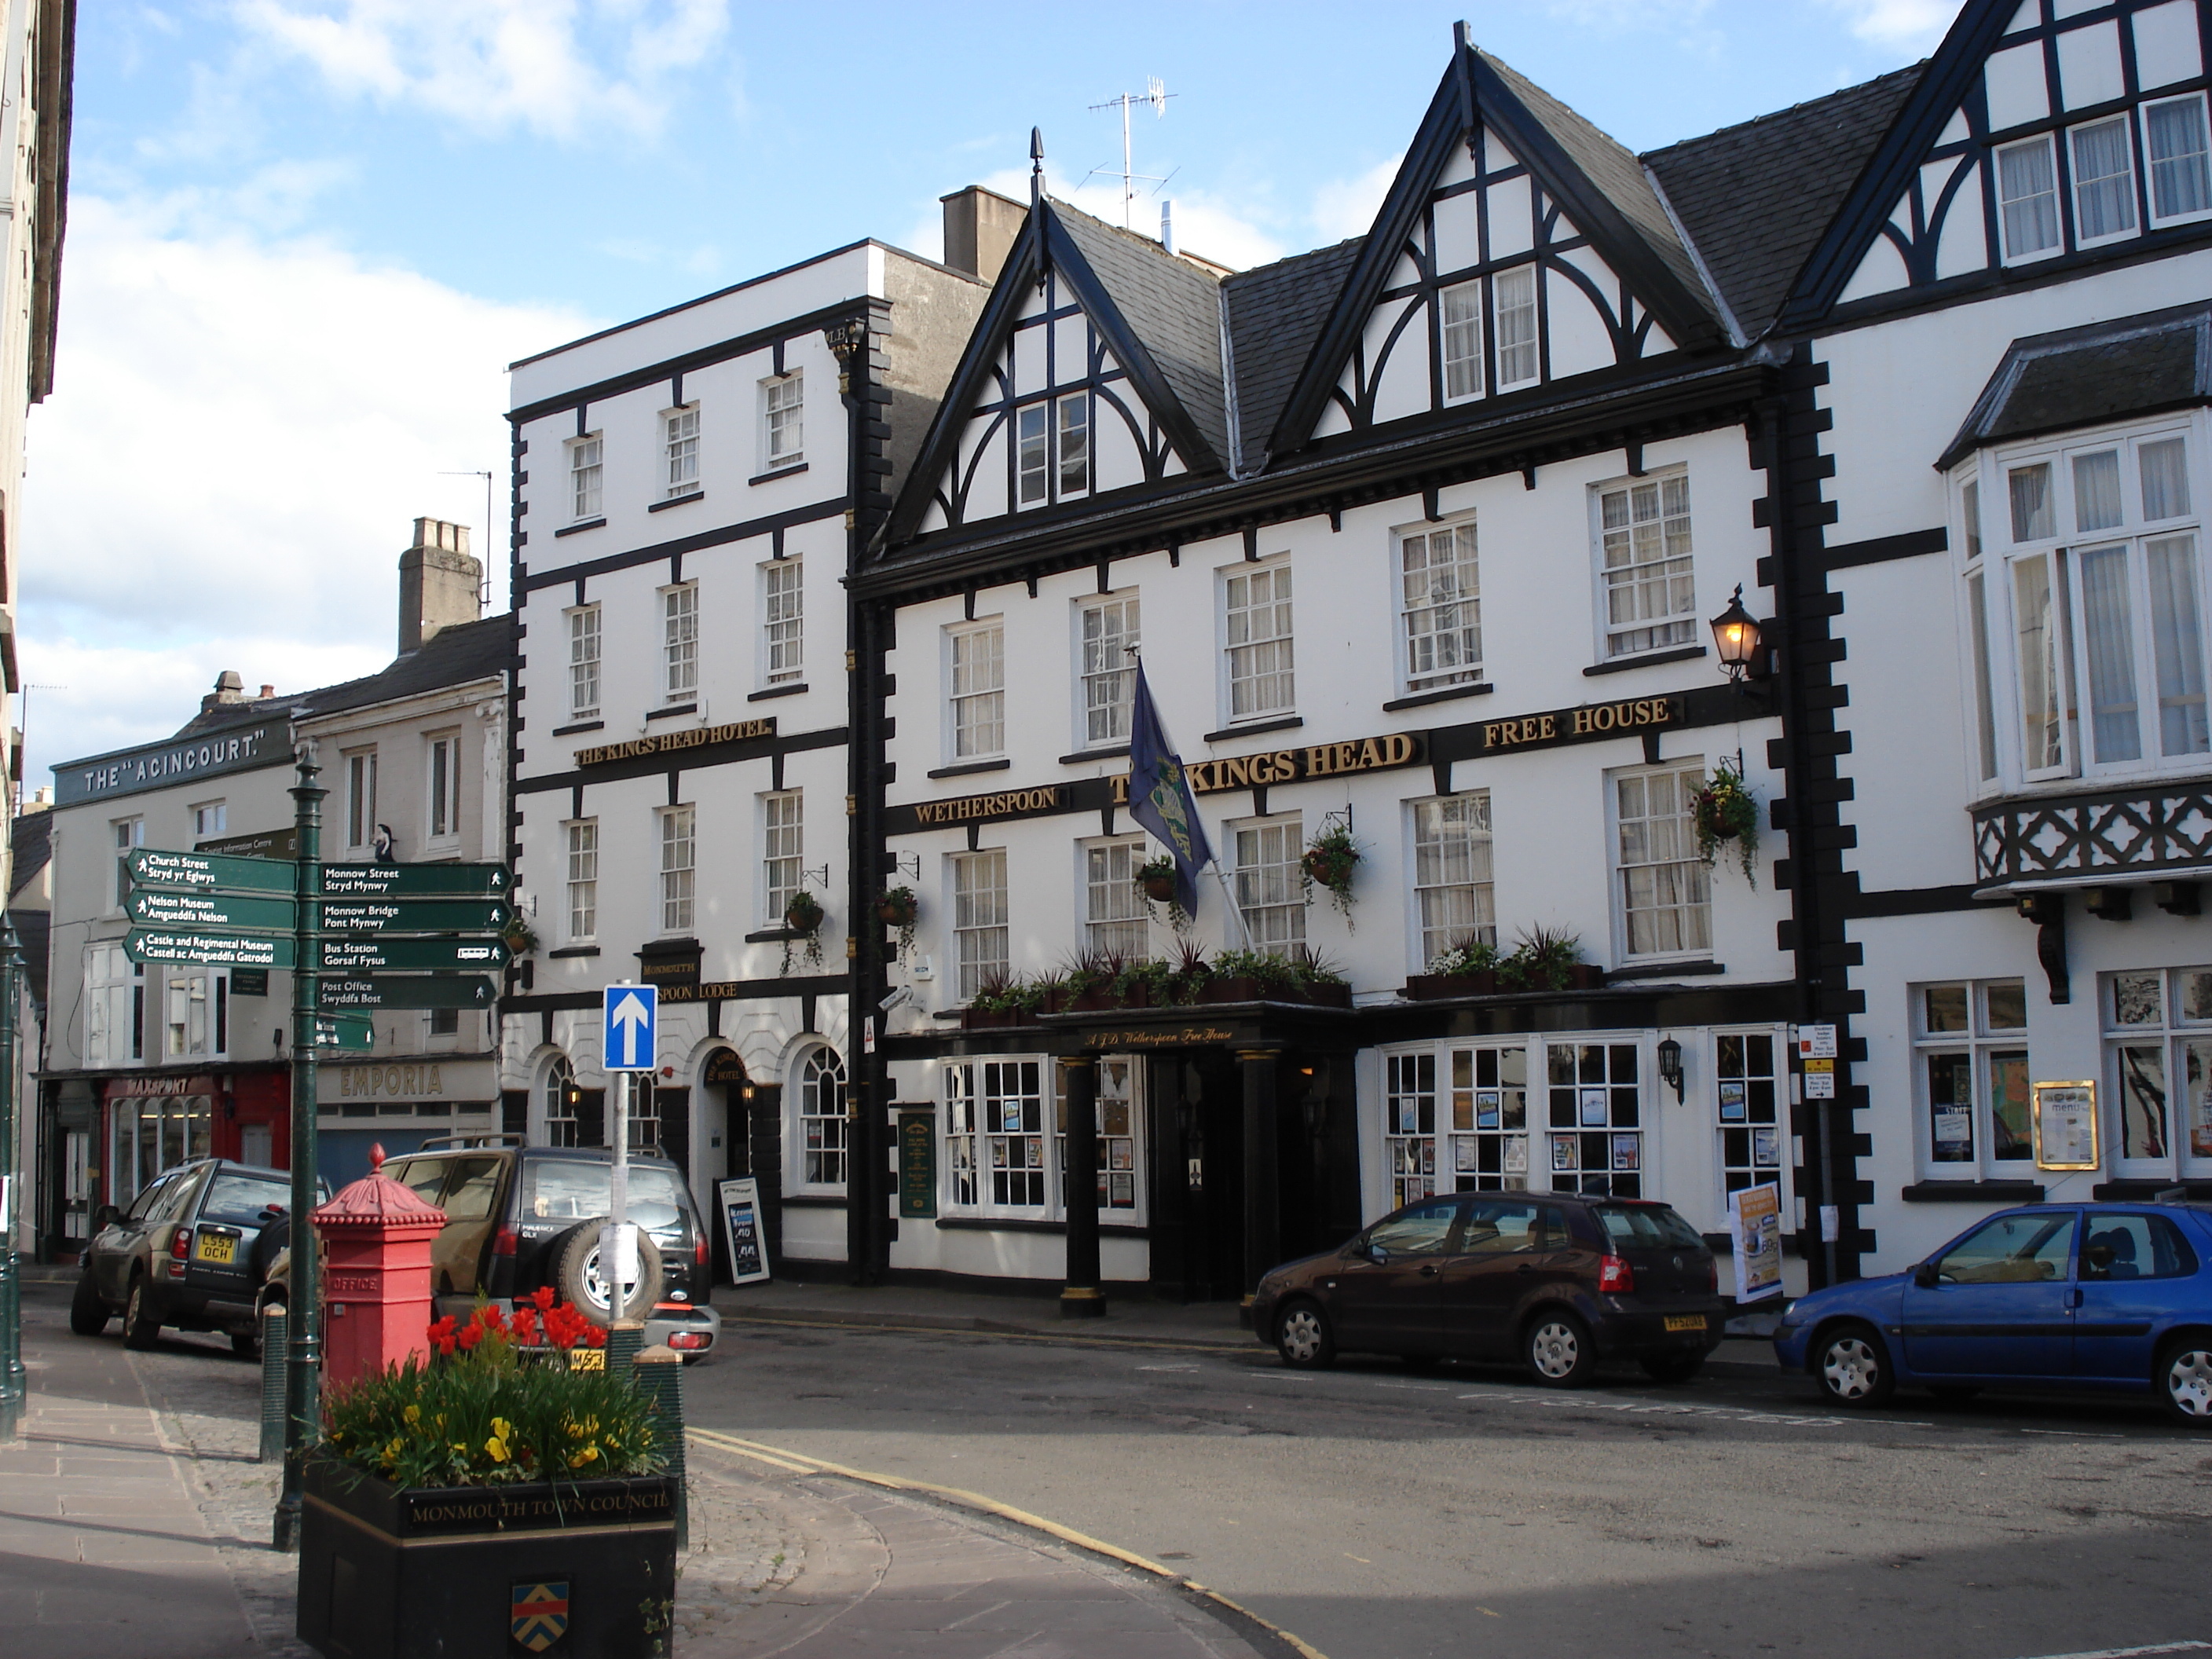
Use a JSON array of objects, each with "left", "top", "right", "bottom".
[{"left": 21, "top": 0, "right": 1962, "bottom": 786}]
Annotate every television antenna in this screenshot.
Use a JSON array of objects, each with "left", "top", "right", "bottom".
[
  {"left": 1085, "top": 78, "right": 1176, "bottom": 231},
  {"left": 439, "top": 469, "right": 497, "bottom": 606}
]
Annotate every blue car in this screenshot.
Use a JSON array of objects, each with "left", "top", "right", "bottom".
[{"left": 1773, "top": 1202, "right": 2212, "bottom": 1425}]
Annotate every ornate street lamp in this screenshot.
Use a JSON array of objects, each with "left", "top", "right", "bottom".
[
  {"left": 1657, "top": 1036, "right": 1684, "bottom": 1103},
  {"left": 1709, "top": 585, "right": 1763, "bottom": 683}
]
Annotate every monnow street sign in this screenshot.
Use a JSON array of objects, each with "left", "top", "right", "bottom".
[{"left": 319, "top": 863, "right": 510, "bottom": 898}]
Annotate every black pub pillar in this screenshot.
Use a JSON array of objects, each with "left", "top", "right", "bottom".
[
  {"left": 1238, "top": 1046, "right": 1281, "bottom": 1303},
  {"left": 1059, "top": 1056, "right": 1105, "bottom": 1317}
]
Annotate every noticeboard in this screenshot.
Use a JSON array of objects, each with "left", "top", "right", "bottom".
[
  {"left": 2032, "top": 1080, "right": 2100, "bottom": 1170},
  {"left": 898, "top": 1108, "right": 937, "bottom": 1219},
  {"left": 716, "top": 1177, "right": 769, "bottom": 1286},
  {"left": 1729, "top": 1182, "right": 1785, "bottom": 1302}
]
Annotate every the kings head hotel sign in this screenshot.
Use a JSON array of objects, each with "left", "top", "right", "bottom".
[
  {"left": 57, "top": 716, "right": 291, "bottom": 807},
  {"left": 574, "top": 717, "right": 775, "bottom": 769}
]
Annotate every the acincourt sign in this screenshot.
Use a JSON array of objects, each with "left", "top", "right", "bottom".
[{"left": 56, "top": 716, "right": 291, "bottom": 806}]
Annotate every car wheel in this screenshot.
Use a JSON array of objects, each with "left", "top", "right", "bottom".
[
  {"left": 1525, "top": 1311, "right": 1596, "bottom": 1388},
  {"left": 1275, "top": 1301, "right": 1335, "bottom": 1370},
  {"left": 2155, "top": 1337, "right": 2212, "bottom": 1426},
  {"left": 1813, "top": 1321, "right": 1894, "bottom": 1408},
  {"left": 122, "top": 1276, "right": 162, "bottom": 1351},
  {"left": 556, "top": 1221, "right": 665, "bottom": 1324},
  {"left": 68, "top": 1270, "right": 111, "bottom": 1337},
  {"left": 1639, "top": 1350, "right": 1705, "bottom": 1385}
]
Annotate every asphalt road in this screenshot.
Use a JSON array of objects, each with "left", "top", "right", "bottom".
[{"left": 685, "top": 1314, "right": 2212, "bottom": 1659}]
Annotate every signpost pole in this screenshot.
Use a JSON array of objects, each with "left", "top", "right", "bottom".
[
  {"left": 274, "top": 750, "right": 325, "bottom": 1552},
  {"left": 0, "top": 922, "right": 25, "bottom": 1441}
]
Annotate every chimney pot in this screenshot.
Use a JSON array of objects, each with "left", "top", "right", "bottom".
[
  {"left": 398, "top": 517, "right": 482, "bottom": 653},
  {"left": 939, "top": 185, "right": 1027, "bottom": 284}
]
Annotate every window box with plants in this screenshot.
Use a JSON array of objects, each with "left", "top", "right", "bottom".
[
  {"left": 297, "top": 1297, "right": 676, "bottom": 1659},
  {"left": 1405, "top": 927, "right": 1604, "bottom": 1000},
  {"left": 1194, "top": 950, "right": 1353, "bottom": 1009}
]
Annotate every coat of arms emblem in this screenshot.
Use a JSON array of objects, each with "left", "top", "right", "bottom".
[{"left": 511, "top": 1580, "right": 570, "bottom": 1654}]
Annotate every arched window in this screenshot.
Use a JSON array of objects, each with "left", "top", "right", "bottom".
[
  {"left": 543, "top": 1056, "right": 578, "bottom": 1147},
  {"left": 797, "top": 1046, "right": 848, "bottom": 1189}
]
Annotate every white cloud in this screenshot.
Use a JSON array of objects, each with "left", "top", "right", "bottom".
[
  {"left": 17, "top": 194, "right": 597, "bottom": 780},
  {"left": 231, "top": 0, "right": 731, "bottom": 141},
  {"left": 1310, "top": 156, "right": 1401, "bottom": 244},
  {"left": 1820, "top": 0, "right": 1962, "bottom": 53}
]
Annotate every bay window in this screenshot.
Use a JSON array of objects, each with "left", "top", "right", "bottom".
[{"left": 2103, "top": 968, "right": 2212, "bottom": 1179}]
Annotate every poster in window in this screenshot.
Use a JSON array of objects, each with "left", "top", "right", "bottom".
[
  {"left": 1476, "top": 1089, "right": 1501, "bottom": 1130},
  {"left": 1719, "top": 1081, "right": 1747, "bottom": 1123},
  {"left": 1109, "top": 1141, "right": 1132, "bottom": 1172},
  {"left": 1454, "top": 1137, "right": 1478, "bottom": 1172},
  {"left": 1551, "top": 1134, "right": 1578, "bottom": 1171},
  {"left": 1610, "top": 1134, "right": 1640, "bottom": 1172},
  {"left": 2031, "top": 1079, "right": 2100, "bottom": 1170},
  {"left": 1110, "top": 1172, "right": 1134, "bottom": 1207},
  {"left": 2187, "top": 1040, "right": 2212, "bottom": 1157},
  {"left": 1578, "top": 1087, "right": 1610, "bottom": 1127},
  {"left": 1504, "top": 1135, "right": 1529, "bottom": 1174},
  {"left": 1752, "top": 1126, "right": 1781, "bottom": 1167},
  {"left": 1728, "top": 1182, "right": 1784, "bottom": 1302},
  {"left": 1932, "top": 1102, "right": 1974, "bottom": 1156},
  {"left": 715, "top": 1177, "right": 770, "bottom": 1286}
]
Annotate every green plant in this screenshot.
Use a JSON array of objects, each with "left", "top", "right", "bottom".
[
  {"left": 1111, "top": 957, "right": 1176, "bottom": 1006},
  {"left": 1499, "top": 925, "right": 1583, "bottom": 991},
  {"left": 1293, "top": 951, "right": 1350, "bottom": 990},
  {"left": 877, "top": 886, "right": 917, "bottom": 958},
  {"left": 1426, "top": 936, "right": 1500, "bottom": 978},
  {"left": 1211, "top": 948, "right": 1306, "bottom": 994},
  {"left": 782, "top": 889, "right": 826, "bottom": 972},
  {"left": 969, "top": 972, "right": 1043, "bottom": 1015},
  {"left": 500, "top": 914, "right": 540, "bottom": 958},
  {"left": 322, "top": 1298, "right": 658, "bottom": 1490},
  {"left": 1167, "top": 938, "right": 1212, "bottom": 1004},
  {"left": 1693, "top": 756, "right": 1760, "bottom": 888},
  {"left": 1132, "top": 855, "right": 1190, "bottom": 932},
  {"left": 1301, "top": 822, "right": 1361, "bottom": 925}
]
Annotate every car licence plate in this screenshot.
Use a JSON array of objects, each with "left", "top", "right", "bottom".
[
  {"left": 1664, "top": 1313, "right": 1706, "bottom": 1333},
  {"left": 567, "top": 1349, "right": 605, "bottom": 1372},
  {"left": 196, "top": 1233, "right": 236, "bottom": 1265}
]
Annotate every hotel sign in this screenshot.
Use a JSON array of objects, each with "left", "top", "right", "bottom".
[
  {"left": 1474, "top": 694, "right": 1682, "bottom": 756},
  {"left": 1111, "top": 732, "right": 1424, "bottom": 802},
  {"left": 574, "top": 718, "right": 776, "bottom": 769},
  {"left": 57, "top": 716, "right": 291, "bottom": 807}
]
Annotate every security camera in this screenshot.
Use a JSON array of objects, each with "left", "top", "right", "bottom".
[{"left": 879, "top": 985, "right": 915, "bottom": 1013}]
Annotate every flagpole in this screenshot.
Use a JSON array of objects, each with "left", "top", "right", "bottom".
[{"left": 1207, "top": 859, "right": 1254, "bottom": 953}]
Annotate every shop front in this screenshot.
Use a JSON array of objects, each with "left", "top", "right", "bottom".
[{"left": 93, "top": 1067, "right": 291, "bottom": 1214}]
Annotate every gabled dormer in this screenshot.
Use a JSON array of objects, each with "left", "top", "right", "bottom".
[
  {"left": 1262, "top": 27, "right": 1725, "bottom": 464},
  {"left": 884, "top": 194, "right": 1228, "bottom": 544},
  {"left": 1779, "top": 0, "right": 2212, "bottom": 330}
]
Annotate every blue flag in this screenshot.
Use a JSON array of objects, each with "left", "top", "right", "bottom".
[{"left": 1127, "top": 661, "right": 1211, "bottom": 916}]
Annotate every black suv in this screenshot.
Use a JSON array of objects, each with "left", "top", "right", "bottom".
[
  {"left": 378, "top": 1137, "right": 720, "bottom": 1357},
  {"left": 71, "top": 1159, "right": 320, "bottom": 1356},
  {"left": 1253, "top": 1191, "right": 1726, "bottom": 1384}
]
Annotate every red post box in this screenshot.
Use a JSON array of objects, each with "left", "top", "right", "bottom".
[{"left": 311, "top": 1144, "right": 447, "bottom": 1392}]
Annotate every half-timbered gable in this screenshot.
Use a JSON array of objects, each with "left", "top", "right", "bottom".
[
  {"left": 896, "top": 200, "right": 1227, "bottom": 539},
  {"left": 1781, "top": 0, "right": 2212, "bottom": 329},
  {"left": 1264, "top": 34, "right": 1726, "bottom": 460}
]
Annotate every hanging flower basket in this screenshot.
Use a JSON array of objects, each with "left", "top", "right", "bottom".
[
  {"left": 782, "top": 890, "right": 826, "bottom": 972},
  {"left": 499, "top": 916, "right": 539, "bottom": 958},
  {"left": 876, "top": 885, "right": 917, "bottom": 960},
  {"left": 1301, "top": 824, "right": 1361, "bottom": 925},
  {"left": 1693, "top": 757, "right": 1761, "bottom": 889}
]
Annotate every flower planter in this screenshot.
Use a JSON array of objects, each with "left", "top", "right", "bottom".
[
  {"left": 877, "top": 901, "right": 915, "bottom": 928},
  {"left": 960, "top": 1006, "right": 1035, "bottom": 1031},
  {"left": 1566, "top": 963, "right": 1608, "bottom": 991},
  {"left": 1405, "top": 971, "right": 1498, "bottom": 1000},
  {"left": 1137, "top": 873, "right": 1178, "bottom": 903},
  {"left": 1299, "top": 981, "right": 1354, "bottom": 1009},
  {"left": 297, "top": 1458, "right": 676, "bottom": 1659},
  {"left": 1198, "top": 976, "right": 1265, "bottom": 1005}
]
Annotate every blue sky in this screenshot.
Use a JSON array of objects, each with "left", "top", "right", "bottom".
[{"left": 23, "top": 0, "right": 1959, "bottom": 785}]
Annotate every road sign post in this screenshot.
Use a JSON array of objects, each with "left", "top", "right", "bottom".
[
  {"left": 601, "top": 985, "right": 658, "bottom": 1301},
  {"left": 274, "top": 750, "right": 324, "bottom": 1554},
  {"left": 0, "top": 923, "right": 24, "bottom": 1442}
]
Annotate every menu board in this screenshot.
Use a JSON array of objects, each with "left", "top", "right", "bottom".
[
  {"left": 716, "top": 1177, "right": 769, "bottom": 1285},
  {"left": 2032, "top": 1081, "right": 2100, "bottom": 1170}
]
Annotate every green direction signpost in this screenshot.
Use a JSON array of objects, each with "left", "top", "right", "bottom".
[
  {"left": 128, "top": 889, "right": 298, "bottom": 931},
  {"left": 320, "top": 898, "right": 509, "bottom": 934},
  {"left": 126, "top": 928, "right": 295, "bottom": 969},
  {"left": 313, "top": 1014, "right": 374, "bottom": 1052},
  {"left": 127, "top": 847, "right": 295, "bottom": 895},
  {"left": 319, "top": 862, "right": 510, "bottom": 898},
  {"left": 317, "top": 937, "right": 509, "bottom": 972},
  {"left": 317, "top": 975, "right": 500, "bottom": 1010}
]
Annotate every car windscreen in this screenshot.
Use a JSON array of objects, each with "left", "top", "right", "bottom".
[
  {"left": 200, "top": 1171, "right": 292, "bottom": 1228},
  {"left": 1591, "top": 1203, "right": 1705, "bottom": 1251},
  {"left": 520, "top": 1162, "right": 687, "bottom": 1231}
]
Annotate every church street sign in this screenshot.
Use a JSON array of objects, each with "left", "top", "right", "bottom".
[{"left": 127, "top": 848, "right": 296, "bottom": 895}]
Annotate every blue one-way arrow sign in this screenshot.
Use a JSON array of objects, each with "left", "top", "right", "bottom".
[{"left": 602, "top": 983, "right": 657, "bottom": 1073}]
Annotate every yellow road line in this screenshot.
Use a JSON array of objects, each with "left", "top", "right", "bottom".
[
  {"left": 686, "top": 1425, "right": 1329, "bottom": 1659},
  {"left": 717, "top": 1310, "right": 1254, "bottom": 1356}
]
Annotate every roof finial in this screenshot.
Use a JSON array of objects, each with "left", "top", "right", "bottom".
[
  {"left": 1452, "top": 20, "right": 1478, "bottom": 161},
  {"left": 1030, "top": 126, "right": 1045, "bottom": 209}
]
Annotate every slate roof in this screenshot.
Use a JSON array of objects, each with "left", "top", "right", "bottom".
[
  {"left": 1644, "top": 65, "right": 1925, "bottom": 340},
  {"left": 1939, "top": 302, "right": 2212, "bottom": 469},
  {"left": 1484, "top": 50, "right": 1715, "bottom": 334},
  {"left": 170, "top": 690, "right": 309, "bottom": 741},
  {"left": 1222, "top": 239, "right": 1365, "bottom": 475},
  {"left": 294, "top": 614, "right": 513, "bottom": 720},
  {"left": 9, "top": 806, "right": 50, "bottom": 897},
  {"left": 1053, "top": 206, "right": 1230, "bottom": 470}
]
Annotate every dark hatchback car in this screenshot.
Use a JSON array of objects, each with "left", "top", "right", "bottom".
[
  {"left": 71, "top": 1159, "right": 323, "bottom": 1355},
  {"left": 377, "top": 1137, "right": 720, "bottom": 1357},
  {"left": 1254, "top": 1191, "right": 1726, "bottom": 1384}
]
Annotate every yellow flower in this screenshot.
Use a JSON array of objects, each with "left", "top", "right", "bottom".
[
  {"left": 381, "top": 1437, "right": 403, "bottom": 1468},
  {"left": 485, "top": 1434, "right": 510, "bottom": 1464},
  {"left": 568, "top": 1444, "right": 600, "bottom": 1468},
  {"left": 402, "top": 1404, "right": 420, "bottom": 1426}
]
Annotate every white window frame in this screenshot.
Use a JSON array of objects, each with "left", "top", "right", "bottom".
[
  {"left": 1712, "top": 1028, "right": 1789, "bottom": 1208},
  {"left": 567, "top": 604, "right": 602, "bottom": 721},
  {"left": 943, "top": 1057, "right": 1051, "bottom": 1215},
  {"left": 761, "top": 558, "right": 803, "bottom": 686},
  {"left": 110, "top": 817, "right": 142, "bottom": 914},
  {"left": 1397, "top": 516, "right": 1481, "bottom": 694},
  {"left": 424, "top": 731, "right": 462, "bottom": 848},
  {"left": 1221, "top": 558, "right": 1295, "bottom": 723},
  {"left": 2066, "top": 112, "right": 2140, "bottom": 249},
  {"left": 1057, "top": 392, "right": 1090, "bottom": 499},
  {"left": 1075, "top": 593, "right": 1139, "bottom": 749},
  {"left": 661, "top": 403, "right": 701, "bottom": 500},
  {"left": 793, "top": 1044, "right": 848, "bottom": 1193},
  {"left": 661, "top": 582, "right": 699, "bottom": 705},
  {"left": 2144, "top": 92, "right": 2212, "bottom": 229},
  {"left": 1016, "top": 404, "right": 1049, "bottom": 506},
  {"left": 1439, "top": 280, "right": 1482, "bottom": 403},
  {"left": 947, "top": 621, "right": 1005, "bottom": 760},
  {"left": 2104, "top": 967, "right": 2212, "bottom": 1179},
  {"left": 567, "top": 432, "right": 603, "bottom": 522},
  {"left": 1913, "top": 979, "right": 2034, "bottom": 1180},
  {"left": 564, "top": 819, "right": 598, "bottom": 943},
  {"left": 762, "top": 790, "right": 803, "bottom": 925},
  {"left": 163, "top": 966, "right": 227, "bottom": 1061},
  {"left": 542, "top": 1056, "right": 580, "bottom": 1148},
  {"left": 190, "top": 800, "right": 226, "bottom": 840},
  {"left": 658, "top": 804, "right": 696, "bottom": 936},
  {"left": 1492, "top": 265, "right": 1540, "bottom": 390},
  {"left": 950, "top": 848, "right": 1009, "bottom": 1002},
  {"left": 1409, "top": 792, "right": 1495, "bottom": 969},
  {"left": 1997, "top": 134, "right": 2064, "bottom": 264},
  {"left": 1231, "top": 812, "right": 1306, "bottom": 960},
  {"left": 85, "top": 941, "right": 141, "bottom": 1068},
  {"left": 1057, "top": 1053, "right": 1144, "bottom": 1219},
  {"left": 1014, "top": 393, "right": 1089, "bottom": 507},
  {"left": 1082, "top": 835, "right": 1152, "bottom": 959},
  {"left": 1957, "top": 474, "right": 2003, "bottom": 794},
  {"left": 762, "top": 372, "right": 804, "bottom": 472},
  {"left": 343, "top": 752, "right": 377, "bottom": 853},
  {"left": 1594, "top": 469, "right": 1696, "bottom": 661},
  {"left": 1611, "top": 761, "right": 1710, "bottom": 961}
]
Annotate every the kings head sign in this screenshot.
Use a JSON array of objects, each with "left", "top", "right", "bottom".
[{"left": 57, "top": 716, "right": 291, "bottom": 808}]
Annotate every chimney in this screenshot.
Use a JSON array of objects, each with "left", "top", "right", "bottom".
[
  {"left": 398, "top": 518, "right": 482, "bottom": 654},
  {"left": 939, "top": 185, "right": 1027, "bottom": 284},
  {"left": 1160, "top": 200, "right": 1176, "bottom": 255},
  {"left": 258, "top": 684, "right": 275, "bottom": 699},
  {"left": 201, "top": 670, "right": 246, "bottom": 712}
]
